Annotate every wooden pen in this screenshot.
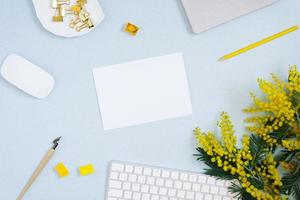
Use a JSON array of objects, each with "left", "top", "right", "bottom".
[{"left": 16, "top": 137, "right": 61, "bottom": 200}]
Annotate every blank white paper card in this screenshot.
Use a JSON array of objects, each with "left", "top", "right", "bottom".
[{"left": 93, "top": 53, "right": 193, "bottom": 130}]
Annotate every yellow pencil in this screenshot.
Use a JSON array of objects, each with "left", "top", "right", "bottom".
[{"left": 219, "top": 25, "right": 299, "bottom": 61}]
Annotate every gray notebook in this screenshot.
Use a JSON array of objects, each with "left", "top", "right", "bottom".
[{"left": 181, "top": 0, "right": 279, "bottom": 33}]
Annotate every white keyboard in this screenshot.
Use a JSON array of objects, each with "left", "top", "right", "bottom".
[{"left": 106, "top": 161, "right": 236, "bottom": 200}]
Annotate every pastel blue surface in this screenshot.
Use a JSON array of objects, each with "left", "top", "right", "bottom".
[{"left": 0, "top": 0, "right": 300, "bottom": 199}]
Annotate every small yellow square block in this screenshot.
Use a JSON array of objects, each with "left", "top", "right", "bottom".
[
  {"left": 79, "top": 164, "right": 95, "bottom": 176},
  {"left": 124, "top": 23, "right": 140, "bottom": 36},
  {"left": 55, "top": 163, "right": 69, "bottom": 178}
]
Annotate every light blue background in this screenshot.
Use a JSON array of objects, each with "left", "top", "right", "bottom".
[{"left": 0, "top": 0, "right": 300, "bottom": 199}]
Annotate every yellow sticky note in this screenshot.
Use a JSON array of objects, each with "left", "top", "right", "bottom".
[
  {"left": 55, "top": 163, "right": 69, "bottom": 178},
  {"left": 124, "top": 23, "right": 140, "bottom": 36},
  {"left": 79, "top": 164, "right": 95, "bottom": 176}
]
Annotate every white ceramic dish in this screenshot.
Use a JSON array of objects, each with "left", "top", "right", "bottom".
[{"left": 32, "top": 0, "right": 105, "bottom": 37}]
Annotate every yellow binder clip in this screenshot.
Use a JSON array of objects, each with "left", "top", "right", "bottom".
[{"left": 124, "top": 23, "right": 140, "bottom": 36}]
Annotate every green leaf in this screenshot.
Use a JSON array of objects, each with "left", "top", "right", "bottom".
[
  {"left": 195, "top": 148, "right": 236, "bottom": 180},
  {"left": 281, "top": 170, "right": 300, "bottom": 199},
  {"left": 269, "top": 123, "right": 290, "bottom": 140},
  {"left": 249, "top": 134, "right": 268, "bottom": 168},
  {"left": 228, "top": 182, "right": 256, "bottom": 200}
]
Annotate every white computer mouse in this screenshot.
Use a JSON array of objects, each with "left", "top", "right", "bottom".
[
  {"left": 32, "top": 0, "right": 105, "bottom": 37},
  {"left": 1, "top": 54, "right": 55, "bottom": 99}
]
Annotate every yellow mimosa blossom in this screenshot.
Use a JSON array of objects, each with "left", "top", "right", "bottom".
[
  {"left": 244, "top": 68, "right": 299, "bottom": 146},
  {"left": 195, "top": 67, "right": 300, "bottom": 199},
  {"left": 282, "top": 139, "right": 300, "bottom": 151},
  {"left": 219, "top": 112, "right": 237, "bottom": 154},
  {"left": 288, "top": 65, "right": 300, "bottom": 92}
]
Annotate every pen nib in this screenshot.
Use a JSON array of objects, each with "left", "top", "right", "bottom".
[{"left": 52, "top": 136, "right": 62, "bottom": 149}]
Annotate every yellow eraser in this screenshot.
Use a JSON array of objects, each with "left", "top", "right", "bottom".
[
  {"left": 124, "top": 23, "right": 140, "bottom": 36},
  {"left": 79, "top": 164, "right": 95, "bottom": 176},
  {"left": 55, "top": 163, "right": 69, "bottom": 178}
]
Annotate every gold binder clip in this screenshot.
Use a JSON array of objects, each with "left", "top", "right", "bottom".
[
  {"left": 78, "top": 10, "right": 90, "bottom": 22},
  {"left": 69, "top": 17, "right": 81, "bottom": 28},
  {"left": 52, "top": 6, "right": 66, "bottom": 22},
  {"left": 76, "top": 0, "right": 87, "bottom": 6},
  {"left": 52, "top": 0, "right": 70, "bottom": 22},
  {"left": 52, "top": 0, "right": 70, "bottom": 8},
  {"left": 75, "top": 19, "right": 94, "bottom": 32},
  {"left": 71, "top": 5, "right": 82, "bottom": 15}
]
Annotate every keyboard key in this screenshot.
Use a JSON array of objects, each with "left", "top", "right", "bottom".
[
  {"left": 159, "top": 187, "right": 168, "bottom": 195},
  {"left": 123, "top": 182, "right": 131, "bottom": 190},
  {"left": 171, "top": 171, "right": 179, "bottom": 179},
  {"left": 133, "top": 192, "right": 141, "bottom": 200},
  {"left": 213, "top": 195, "right": 222, "bottom": 200},
  {"left": 109, "top": 180, "right": 122, "bottom": 189},
  {"left": 111, "top": 163, "right": 124, "bottom": 172},
  {"left": 207, "top": 177, "right": 216, "bottom": 185},
  {"left": 210, "top": 186, "right": 218, "bottom": 194},
  {"left": 147, "top": 177, "right": 155, "bottom": 185},
  {"left": 192, "top": 183, "right": 201, "bottom": 191},
  {"left": 201, "top": 185, "right": 210, "bottom": 193},
  {"left": 138, "top": 175, "right": 146, "bottom": 184},
  {"left": 124, "top": 191, "right": 132, "bottom": 199},
  {"left": 168, "top": 189, "right": 176, "bottom": 197},
  {"left": 165, "top": 179, "right": 173, "bottom": 187},
  {"left": 198, "top": 175, "right": 207, "bottom": 183},
  {"left": 174, "top": 181, "right": 183, "bottom": 189},
  {"left": 183, "top": 182, "right": 191, "bottom": 190},
  {"left": 180, "top": 173, "right": 188, "bottom": 181},
  {"left": 225, "top": 181, "right": 231, "bottom": 187},
  {"left": 134, "top": 166, "right": 143, "bottom": 174},
  {"left": 216, "top": 180, "right": 224, "bottom": 187},
  {"left": 162, "top": 170, "right": 170, "bottom": 178},
  {"left": 150, "top": 186, "right": 159, "bottom": 194},
  {"left": 141, "top": 185, "right": 149, "bottom": 193},
  {"left": 189, "top": 174, "right": 198, "bottom": 182},
  {"left": 144, "top": 168, "right": 152, "bottom": 176},
  {"left": 219, "top": 188, "right": 227, "bottom": 196},
  {"left": 142, "top": 193, "right": 150, "bottom": 200},
  {"left": 156, "top": 178, "right": 164, "bottom": 186},
  {"left": 108, "top": 189, "right": 123, "bottom": 198},
  {"left": 132, "top": 183, "right": 140, "bottom": 191},
  {"left": 125, "top": 165, "right": 134, "bottom": 173},
  {"left": 129, "top": 174, "right": 137, "bottom": 182},
  {"left": 204, "top": 194, "right": 212, "bottom": 200},
  {"left": 151, "top": 195, "right": 159, "bottom": 200},
  {"left": 186, "top": 191, "right": 195, "bottom": 199},
  {"left": 110, "top": 171, "right": 119, "bottom": 179},
  {"left": 177, "top": 190, "right": 186, "bottom": 198},
  {"left": 153, "top": 169, "right": 161, "bottom": 177},
  {"left": 195, "top": 193, "right": 204, "bottom": 200},
  {"left": 119, "top": 173, "right": 128, "bottom": 181}
]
